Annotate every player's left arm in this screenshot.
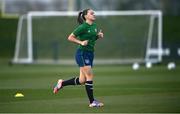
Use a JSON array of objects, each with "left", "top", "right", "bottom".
[
  {"left": 98, "top": 29, "right": 103, "bottom": 38},
  {"left": 96, "top": 29, "right": 104, "bottom": 40}
]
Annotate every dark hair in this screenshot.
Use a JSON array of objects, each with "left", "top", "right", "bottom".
[{"left": 77, "top": 9, "right": 90, "bottom": 24}]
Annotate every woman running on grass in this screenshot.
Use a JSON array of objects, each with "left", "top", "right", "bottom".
[{"left": 53, "top": 8, "right": 104, "bottom": 107}]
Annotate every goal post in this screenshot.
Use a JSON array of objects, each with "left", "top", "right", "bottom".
[{"left": 12, "top": 10, "right": 163, "bottom": 64}]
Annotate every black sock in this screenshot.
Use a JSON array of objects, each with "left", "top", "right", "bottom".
[
  {"left": 85, "top": 81, "right": 94, "bottom": 103},
  {"left": 62, "top": 77, "right": 80, "bottom": 87}
]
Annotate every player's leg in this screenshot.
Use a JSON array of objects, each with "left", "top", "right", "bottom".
[
  {"left": 60, "top": 68, "right": 87, "bottom": 86},
  {"left": 81, "top": 66, "right": 104, "bottom": 107},
  {"left": 79, "top": 68, "right": 86, "bottom": 84},
  {"left": 53, "top": 66, "right": 87, "bottom": 94},
  {"left": 58, "top": 49, "right": 87, "bottom": 86},
  {"left": 53, "top": 49, "right": 86, "bottom": 94},
  {"left": 53, "top": 73, "right": 85, "bottom": 94},
  {"left": 81, "top": 66, "right": 94, "bottom": 103}
]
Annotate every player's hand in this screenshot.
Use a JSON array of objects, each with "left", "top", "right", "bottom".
[
  {"left": 98, "top": 29, "right": 104, "bottom": 38},
  {"left": 81, "top": 40, "right": 88, "bottom": 46}
]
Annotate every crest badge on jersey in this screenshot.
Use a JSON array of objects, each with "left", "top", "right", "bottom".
[{"left": 95, "top": 29, "right": 97, "bottom": 32}]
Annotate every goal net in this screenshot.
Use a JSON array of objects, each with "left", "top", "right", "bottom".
[{"left": 12, "top": 10, "right": 163, "bottom": 64}]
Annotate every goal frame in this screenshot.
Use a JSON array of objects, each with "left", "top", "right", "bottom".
[{"left": 12, "top": 10, "right": 163, "bottom": 64}]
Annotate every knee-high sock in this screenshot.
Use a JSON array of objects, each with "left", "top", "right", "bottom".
[
  {"left": 62, "top": 77, "right": 80, "bottom": 87},
  {"left": 85, "top": 81, "right": 94, "bottom": 103}
]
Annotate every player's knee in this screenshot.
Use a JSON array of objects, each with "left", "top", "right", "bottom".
[
  {"left": 80, "top": 66, "right": 93, "bottom": 81},
  {"left": 79, "top": 77, "right": 86, "bottom": 84},
  {"left": 79, "top": 80, "right": 85, "bottom": 84},
  {"left": 86, "top": 75, "right": 93, "bottom": 81}
]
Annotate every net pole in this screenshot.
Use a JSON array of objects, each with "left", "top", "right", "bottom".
[
  {"left": 158, "top": 11, "right": 163, "bottom": 62},
  {"left": 27, "top": 13, "right": 33, "bottom": 63},
  {"left": 145, "top": 15, "right": 155, "bottom": 62},
  {"left": 13, "top": 15, "right": 23, "bottom": 63}
]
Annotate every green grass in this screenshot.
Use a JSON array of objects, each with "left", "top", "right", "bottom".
[{"left": 0, "top": 63, "right": 180, "bottom": 113}]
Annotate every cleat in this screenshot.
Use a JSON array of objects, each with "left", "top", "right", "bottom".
[
  {"left": 89, "top": 100, "right": 104, "bottom": 107},
  {"left": 53, "top": 79, "right": 63, "bottom": 94}
]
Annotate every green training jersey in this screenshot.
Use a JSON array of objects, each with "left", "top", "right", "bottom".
[{"left": 73, "top": 22, "right": 98, "bottom": 52}]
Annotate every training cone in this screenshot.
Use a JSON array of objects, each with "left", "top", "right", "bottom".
[{"left": 14, "top": 93, "right": 24, "bottom": 97}]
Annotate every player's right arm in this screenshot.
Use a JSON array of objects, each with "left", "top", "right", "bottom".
[
  {"left": 68, "top": 33, "right": 88, "bottom": 46},
  {"left": 68, "top": 24, "right": 88, "bottom": 46}
]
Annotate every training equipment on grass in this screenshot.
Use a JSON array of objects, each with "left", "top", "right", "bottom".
[
  {"left": 132, "top": 63, "right": 140, "bottom": 70},
  {"left": 167, "top": 62, "right": 176, "bottom": 70},
  {"left": 14, "top": 93, "right": 24, "bottom": 97},
  {"left": 12, "top": 10, "right": 163, "bottom": 65},
  {"left": 146, "top": 62, "right": 152, "bottom": 68}
]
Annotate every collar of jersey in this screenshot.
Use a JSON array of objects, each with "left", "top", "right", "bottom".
[{"left": 84, "top": 22, "right": 94, "bottom": 26}]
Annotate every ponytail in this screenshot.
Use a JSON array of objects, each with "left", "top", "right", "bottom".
[
  {"left": 77, "top": 9, "right": 90, "bottom": 24},
  {"left": 77, "top": 12, "right": 84, "bottom": 24}
]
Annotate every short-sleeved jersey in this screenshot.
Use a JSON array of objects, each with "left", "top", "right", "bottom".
[{"left": 73, "top": 22, "right": 98, "bottom": 52}]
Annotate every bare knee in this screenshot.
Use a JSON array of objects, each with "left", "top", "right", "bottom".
[
  {"left": 82, "top": 66, "right": 94, "bottom": 81},
  {"left": 79, "top": 69, "right": 86, "bottom": 84},
  {"left": 79, "top": 78, "right": 86, "bottom": 84}
]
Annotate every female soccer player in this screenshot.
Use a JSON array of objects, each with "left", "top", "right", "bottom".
[{"left": 53, "top": 9, "right": 104, "bottom": 107}]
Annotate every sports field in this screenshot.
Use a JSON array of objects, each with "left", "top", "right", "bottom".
[{"left": 0, "top": 63, "right": 180, "bottom": 113}]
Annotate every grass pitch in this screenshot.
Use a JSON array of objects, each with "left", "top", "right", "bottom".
[{"left": 0, "top": 63, "right": 180, "bottom": 113}]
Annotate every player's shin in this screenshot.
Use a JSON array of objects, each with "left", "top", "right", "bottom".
[
  {"left": 85, "top": 81, "right": 94, "bottom": 103},
  {"left": 62, "top": 77, "right": 81, "bottom": 87}
]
